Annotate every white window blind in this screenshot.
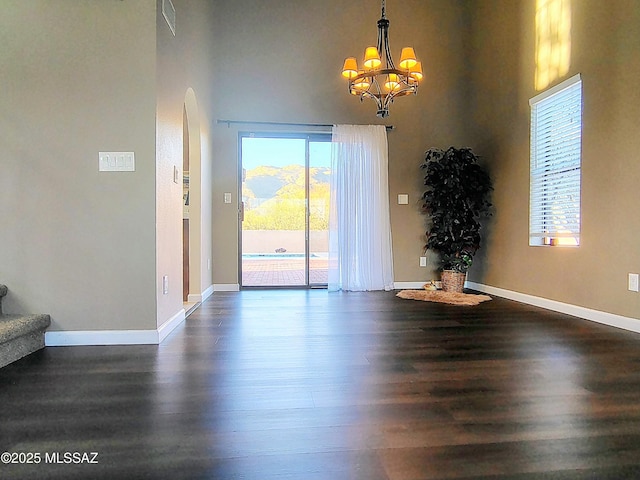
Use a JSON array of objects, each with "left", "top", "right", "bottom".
[{"left": 529, "top": 74, "right": 582, "bottom": 246}]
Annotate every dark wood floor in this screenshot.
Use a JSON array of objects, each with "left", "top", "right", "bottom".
[{"left": 2, "top": 290, "right": 640, "bottom": 479}]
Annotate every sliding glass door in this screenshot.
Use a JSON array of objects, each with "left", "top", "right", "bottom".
[
  {"left": 308, "top": 140, "right": 331, "bottom": 285},
  {"left": 240, "top": 133, "right": 331, "bottom": 288}
]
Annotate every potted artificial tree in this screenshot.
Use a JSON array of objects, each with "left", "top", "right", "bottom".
[{"left": 421, "top": 147, "right": 493, "bottom": 293}]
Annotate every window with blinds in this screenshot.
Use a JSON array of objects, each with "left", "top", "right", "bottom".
[{"left": 529, "top": 73, "right": 582, "bottom": 247}]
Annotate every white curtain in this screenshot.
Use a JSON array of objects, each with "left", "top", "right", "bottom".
[{"left": 328, "top": 125, "right": 394, "bottom": 291}]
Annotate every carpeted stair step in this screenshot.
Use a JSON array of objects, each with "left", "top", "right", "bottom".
[
  {"left": 0, "top": 284, "right": 7, "bottom": 313},
  {"left": 0, "top": 284, "right": 51, "bottom": 368}
]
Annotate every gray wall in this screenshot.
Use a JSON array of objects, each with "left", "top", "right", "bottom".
[
  {"left": 1, "top": 0, "right": 158, "bottom": 331},
  {"left": 210, "top": 0, "right": 639, "bottom": 322},
  {"left": 210, "top": 0, "right": 473, "bottom": 286},
  {"left": 156, "top": 0, "right": 216, "bottom": 326},
  {"left": 468, "top": 0, "right": 640, "bottom": 320},
  {"left": 1, "top": 0, "right": 217, "bottom": 334},
  {"left": 3, "top": 0, "right": 636, "bottom": 335}
]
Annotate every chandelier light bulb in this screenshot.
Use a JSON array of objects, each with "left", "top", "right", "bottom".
[
  {"left": 352, "top": 74, "right": 371, "bottom": 93},
  {"left": 384, "top": 73, "right": 400, "bottom": 91},
  {"left": 409, "top": 61, "right": 423, "bottom": 82},
  {"left": 399, "top": 47, "right": 417, "bottom": 69},
  {"left": 363, "top": 46, "right": 382, "bottom": 70},
  {"left": 342, "top": 57, "right": 359, "bottom": 79}
]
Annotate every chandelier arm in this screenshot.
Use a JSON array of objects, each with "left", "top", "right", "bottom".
[
  {"left": 383, "top": 86, "right": 414, "bottom": 109},
  {"left": 352, "top": 68, "right": 407, "bottom": 81},
  {"left": 370, "top": 75, "right": 383, "bottom": 103},
  {"left": 381, "top": 18, "right": 395, "bottom": 69},
  {"left": 359, "top": 89, "right": 384, "bottom": 112},
  {"left": 377, "top": 21, "right": 384, "bottom": 65}
]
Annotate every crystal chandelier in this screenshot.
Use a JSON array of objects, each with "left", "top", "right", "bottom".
[{"left": 341, "top": 0, "right": 423, "bottom": 118}]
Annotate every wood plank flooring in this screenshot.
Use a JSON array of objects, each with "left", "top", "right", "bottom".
[{"left": 2, "top": 290, "right": 640, "bottom": 479}]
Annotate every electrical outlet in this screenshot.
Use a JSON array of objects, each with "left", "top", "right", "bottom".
[
  {"left": 419, "top": 256, "right": 427, "bottom": 267},
  {"left": 629, "top": 273, "right": 639, "bottom": 292},
  {"left": 163, "top": 275, "right": 169, "bottom": 295}
]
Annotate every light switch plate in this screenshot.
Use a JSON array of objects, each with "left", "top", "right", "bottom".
[
  {"left": 99, "top": 152, "right": 135, "bottom": 172},
  {"left": 224, "top": 193, "right": 232, "bottom": 204},
  {"left": 398, "top": 194, "right": 409, "bottom": 205},
  {"left": 173, "top": 166, "right": 179, "bottom": 184}
]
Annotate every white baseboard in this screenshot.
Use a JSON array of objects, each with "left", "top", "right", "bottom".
[
  {"left": 45, "top": 309, "right": 187, "bottom": 346},
  {"left": 187, "top": 293, "right": 201, "bottom": 303},
  {"left": 467, "top": 281, "right": 640, "bottom": 334},
  {"left": 394, "top": 281, "right": 426, "bottom": 290},
  {"left": 187, "top": 284, "right": 215, "bottom": 303},
  {"left": 46, "top": 329, "right": 159, "bottom": 346},
  {"left": 158, "top": 308, "right": 186, "bottom": 343},
  {"left": 213, "top": 283, "right": 240, "bottom": 292},
  {"left": 202, "top": 284, "right": 214, "bottom": 301}
]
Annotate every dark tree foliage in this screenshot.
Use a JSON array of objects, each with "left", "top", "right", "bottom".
[{"left": 421, "top": 147, "right": 493, "bottom": 272}]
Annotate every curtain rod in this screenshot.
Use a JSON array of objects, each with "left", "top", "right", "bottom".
[{"left": 216, "top": 119, "right": 394, "bottom": 131}]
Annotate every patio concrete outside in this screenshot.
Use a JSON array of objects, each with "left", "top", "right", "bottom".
[
  {"left": 241, "top": 256, "right": 328, "bottom": 286},
  {"left": 241, "top": 230, "right": 329, "bottom": 286}
]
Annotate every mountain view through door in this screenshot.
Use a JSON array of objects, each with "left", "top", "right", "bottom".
[{"left": 241, "top": 135, "right": 331, "bottom": 287}]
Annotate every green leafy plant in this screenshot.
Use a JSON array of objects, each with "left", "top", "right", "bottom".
[{"left": 421, "top": 147, "right": 493, "bottom": 273}]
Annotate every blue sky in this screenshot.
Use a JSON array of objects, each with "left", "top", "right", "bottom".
[{"left": 241, "top": 138, "right": 331, "bottom": 169}]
